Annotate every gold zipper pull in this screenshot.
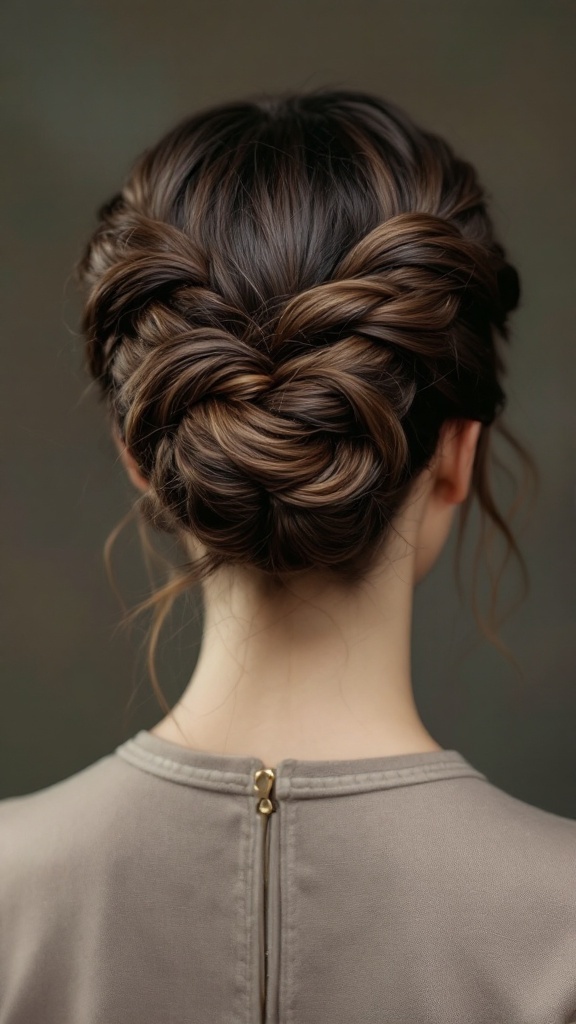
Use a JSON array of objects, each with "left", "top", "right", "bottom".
[{"left": 253, "top": 767, "right": 276, "bottom": 815}]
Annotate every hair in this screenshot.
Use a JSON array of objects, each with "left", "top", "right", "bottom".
[{"left": 75, "top": 88, "right": 537, "bottom": 717}]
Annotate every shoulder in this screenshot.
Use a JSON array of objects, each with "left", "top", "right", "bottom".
[
  {"left": 413, "top": 771, "right": 576, "bottom": 949},
  {"left": 0, "top": 748, "right": 157, "bottom": 979},
  {"left": 352, "top": 769, "right": 576, "bottom": 1016},
  {"left": 0, "top": 746, "right": 171, "bottom": 1018},
  {"left": 453, "top": 771, "right": 576, "bottom": 871},
  {"left": 358, "top": 764, "right": 576, "bottom": 955},
  {"left": 0, "top": 748, "right": 145, "bottom": 897},
  {"left": 414, "top": 768, "right": 576, "bottom": 888}
]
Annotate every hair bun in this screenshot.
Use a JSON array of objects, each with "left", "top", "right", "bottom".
[
  {"left": 78, "top": 91, "right": 520, "bottom": 583},
  {"left": 124, "top": 319, "right": 414, "bottom": 576}
]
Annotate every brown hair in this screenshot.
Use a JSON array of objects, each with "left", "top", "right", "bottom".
[{"left": 75, "top": 89, "right": 536, "bottom": 715}]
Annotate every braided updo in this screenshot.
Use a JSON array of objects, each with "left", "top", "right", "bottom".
[{"left": 77, "top": 89, "right": 528, "bottom": 618}]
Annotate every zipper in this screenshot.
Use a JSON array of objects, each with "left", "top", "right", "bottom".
[{"left": 253, "top": 767, "right": 277, "bottom": 1021}]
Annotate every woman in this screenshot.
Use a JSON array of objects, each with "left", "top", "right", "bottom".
[{"left": 1, "top": 90, "right": 575, "bottom": 1024}]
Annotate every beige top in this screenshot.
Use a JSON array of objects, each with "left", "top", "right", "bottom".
[{"left": 1, "top": 729, "right": 575, "bottom": 1023}]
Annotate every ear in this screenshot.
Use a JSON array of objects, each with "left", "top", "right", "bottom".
[
  {"left": 432, "top": 418, "right": 482, "bottom": 504},
  {"left": 112, "top": 424, "right": 150, "bottom": 493}
]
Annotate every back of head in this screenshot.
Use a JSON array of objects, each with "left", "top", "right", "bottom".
[{"left": 77, "top": 89, "right": 521, "bottom": 586}]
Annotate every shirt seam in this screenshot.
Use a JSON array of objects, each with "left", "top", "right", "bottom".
[
  {"left": 116, "top": 741, "right": 256, "bottom": 794},
  {"left": 116, "top": 740, "right": 487, "bottom": 796},
  {"left": 278, "top": 765, "right": 488, "bottom": 799}
]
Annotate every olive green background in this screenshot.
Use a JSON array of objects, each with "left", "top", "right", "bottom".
[{"left": 1, "top": 1, "right": 575, "bottom": 813}]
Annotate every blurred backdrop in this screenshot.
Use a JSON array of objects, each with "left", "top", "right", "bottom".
[{"left": 1, "top": 0, "right": 575, "bottom": 813}]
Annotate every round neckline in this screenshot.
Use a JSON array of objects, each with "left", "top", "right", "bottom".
[{"left": 115, "top": 728, "right": 488, "bottom": 797}]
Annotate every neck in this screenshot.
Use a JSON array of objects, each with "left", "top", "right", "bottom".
[{"left": 150, "top": 553, "right": 443, "bottom": 765}]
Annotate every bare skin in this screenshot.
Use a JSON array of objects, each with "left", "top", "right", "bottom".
[{"left": 115, "top": 418, "right": 482, "bottom": 765}]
